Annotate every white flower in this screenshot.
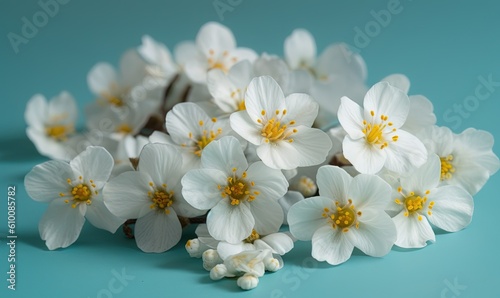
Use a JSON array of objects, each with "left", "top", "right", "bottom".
[
  {"left": 278, "top": 191, "right": 305, "bottom": 225},
  {"left": 184, "top": 22, "right": 257, "bottom": 84},
  {"left": 418, "top": 126, "right": 500, "bottom": 195},
  {"left": 86, "top": 106, "right": 150, "bottom": 141},
  {"left": 338, "top": 82, "right": 427, "bottom": 174},
  {"left": 386, "top": 154, "right": 474, "bottom": 248},
  {"left": 24, "top": 146, "right": 123, "bottom": 250},
  {"left": 381, "top": 73, "right": 437, "bottom": 135},
  {"left": 137, "top": 35, "right": 178, "bottom": 85},
  {"left": 182, "top": 136, "right": 288, "bottom": 244},
  {"left": 103, "top": 143, "right": 204, "bottom": 252},
  {"left": 149, "top": 102, "right": 230, "bottom": 169},
  {"left": 288, "top": 165, "right": 396, "bottom": 265},
  {"left": 25, "top": 91, "right": 79, "bottom": 161},
  {"left": 230, "top": 76, "right": 332, "bottom": 170}
]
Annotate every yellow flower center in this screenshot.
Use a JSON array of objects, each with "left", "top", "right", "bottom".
[
  {"left": 219, "top": 169, "right": 260, "bottom": 206},
  {"left": 186, "top": 119, "right": 222, "bottom": 157},
  {"left": 322, "top": 199, "right": 361, "bottom": 232},
  {"left": 361, "top": 111, "right": 398, "bottom": 149},
  {"left": 207, "top": 49, "right": 238, "bottom": 73},
  {"left": 259, "top": 109, "right": 297, "bottom": 143},
  {"left": 394, "top": 188, "right": 435, "bottom": 220},
  {"left": 244, "top": 229, "right": 260, "bottom": 243},
  {"left": 61, "top": 177, "right": 98, "bottom": 208},
  {"left": 148, "top": 182, "right": 174, "bottom": 215},
  {"left": 440, "top": 155, "right": 455, "bottom": 180},
  {"left": 45, "top": 125, "right": 71, "bottom": 141},
  {"left": 116, "top": 124, "right": 133, "bottom": 135},
  {"left": 237, "top": 100, "right": 246, "bottom": 111}
]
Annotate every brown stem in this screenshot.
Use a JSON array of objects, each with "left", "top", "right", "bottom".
[{"left": 123, "top": 219, "right": 137, "bottom": 239}]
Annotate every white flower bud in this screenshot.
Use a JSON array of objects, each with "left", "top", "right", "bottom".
[
  {"left": 185, "top": 239, "right": 202, "bottom": 258},
  {"left": 291, "top": 176, "right": 317, "bottom": 197},
  {"left": 210, "top": 264, "right": 227, "bottom": 280},
  {"left": 264, "top": 257, "right": 281, "bottom": 272},
  {"left": 237, "top": 273, "right": 259, "bottom": 290},
  {"left": 202, "top": 249, "right": 223, "bottom": 271}
]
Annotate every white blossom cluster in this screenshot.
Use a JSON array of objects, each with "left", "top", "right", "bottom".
[{"left": 24, "top": 22, "right": 499, "bottom": 290}]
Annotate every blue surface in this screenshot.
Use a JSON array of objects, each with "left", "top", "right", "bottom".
[{"left": 1, "top": 0, "right": 500, "bottom": 297}]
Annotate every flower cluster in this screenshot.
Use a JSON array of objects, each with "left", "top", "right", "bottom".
[{"left": 24, "top": 22, "right": 499, "bottom": 290}]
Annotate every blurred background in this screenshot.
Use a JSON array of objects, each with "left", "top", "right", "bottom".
[{"left": 1, "top": 1, "right": 499, "bottom": 297}]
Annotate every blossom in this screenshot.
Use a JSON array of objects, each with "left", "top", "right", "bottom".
[
  {"left": 184, "top": 22, "right": 257, "bottom": 84},
  {"left": 288, "top": 165, "right": 396, "bottom": 265},
  {"left": 103, "top": 143, "right": 204, "bottom": 252},
  {"left": 25, "top": 91, "right": 79, "bottom": 161},
  {"left": 149, "top": 102, "right": 231, "bottom": 169},
  {"left": 338, "top": 81, "right": 427, "bottom": 174},
  {"left": 24, "top": 146, "right": 124, "bottom": 250},
  {"left": 182, "top": 136, "right": 288, "bottom": 244},
  {"left": 137, "top": 35, "right": 178, "bottom": 85},
  {"left": 230, "top": 76, "right": 332, "bottom": 170},
  {"left": 418, "top": 126, "right": 499, "bottom": 195},
  {"left": 385, "top": 154, "right": 474, "bottom": 248}
]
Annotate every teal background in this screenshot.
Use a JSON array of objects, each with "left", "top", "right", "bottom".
[{"left": 1, "top": 0, "right": 500, "bottom": 297}]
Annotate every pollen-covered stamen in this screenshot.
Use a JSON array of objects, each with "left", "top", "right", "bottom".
[
  {"left": 322, "top": 199, "right": 360, "bottom": 232},
  {"left": 244, "top": 229, "right": 260, "bottom": 244},
  {"left": 230, "top": 88, "right": 246, "bottom": 111},
  {"left": 207, "top": 49, "right": 237, "bottom": 73},
  {"left": 63, "top": 177, "right": 97, "bottom": 208},
  {"left": 220, "top": 170, "right": 258, "bottom": 205},
  {"left": 116, "top": 124, "right": 133, "bottom": 135},
  {"left": 148, "top": 182, "right": 174, "bottom": 214},
  {"left": 190, "top": 126, "right": 223, "bottom": 157},
  {"left": 104, "top": 95, "right": 124, "bottom": 107},
  {"left": 260, "top": 109, "right": 296, "bottom": 143},
  {"left": 45, "top": 125, "right": 72, "bottom": 141},
  {"left": 440, "top": 155, "right": 455, "bottom": 180},
  {"left": 400, "top": 190, "right": 434, "bottom": 220},
  {"left": 362, "top": 111, "right": 397, "bottom": 149}
]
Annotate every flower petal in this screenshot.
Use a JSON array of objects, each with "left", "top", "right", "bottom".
[
  {"left": 230, "top": 111, "right": 263, "bottom": 145},
  {"left": 284, "top": 29, "right": 317, "bottom": 69},
  {"left": 348, "top": 174, "right": 391, "bottom": 210},
  {"left": 85, "top": 196, "right": 124, "bottom": 233},
  {"left": 403, "top": 95, "right": 436, "bottom": 134},
  {"left": 401, "top": 154, "right": 440, "bottom": 193},
  {"left": 363, "top": 82, "right": 410, "bottom": 128},
  {"left": 25, "top": 160, "right": 75, "bottom": 202},
  {"left": 345, "top": 209, "right": 396, "bottom": 257},
  {"left": 217, "top": 242, "right": 254, "bottom": 260},
  {"left": 384, "top": 130, "right": 427, "bottom": 175},
  {"left": 427, "top": 185, "right": 473, "bottom": 232},
  {"left": 282, "top": 93, "right": 318, "bottom": 127},
  {"left": 259, "top": 233, "right": 294, "bottom": 255},
  {"left": 249, "top": 198, "right": 284, "bottom": 236},
  {"left": 278, "top": 191, "right": 304, "bottom": 225},
  {"left": 284, "top": 126, "right": 332, "bottom": 168},
  {"left": 196, "top": 22, "right": 236, "bottom": 56},
  {"left": 207, "top": 199, "right": 255, "bottom": 244},
  {"left": 25, "top": 94, "right": 47, "bottom": 128},
  {"left": 70, "top": 146, "right": 114, "bottom": 186},
  {"left": 165, "top": 102, "right": 212, "bottom": 145},
  {"left": 338, "top": 96, "right": 365, "bottom": 139},
  {"left": 246, "top": 161, "right": 289, "bottom": 200},
  {"left": 316, "top": 165, "right": 352, "bottom": 204},
  {"left": 245, "top": 76, "right": 286, "bottom": 122},
  {"left": 392, "top": 211, "right": 435, "bottom": 248},
  {"left": 343, "top": 136, "right": 386, "bottom": 174},
  {"left": 312, "top": 225, "right": 354, "bottom": 265},
  {"left": 87, "top": 63, "right": 118, "bottom": 96},
  {"left": 287, "top": 196, "right": 332, "bottom": 240},
  {"left": 134, "top": 209, "right": 182, "bottom": 253},
  {"left": 138, "top": 143, "right": 184, "bottom": 187},
  {"left": 201, "top": 136, "right": 248, "bottom": 175},
  {"left": 380, "top": 73, "right": 410, "bottom": 94},
  {"left": 39, "top": 199, "right": 85, "bottom": 250},
  {"left": 181, "top": 168, "right": 227, "bottom": 210}
]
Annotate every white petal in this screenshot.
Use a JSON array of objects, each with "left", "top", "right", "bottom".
[
  {"left": 120, "top": 49, "right": 147, "bottom": 86},
  {"left": 401, "top": 154, "right": 440, "bottom": 193},
  {"left": 39, "top": 199, "right": 85, "bottom": 250},
  {"left": 228, "top": 48, "right": 257, "bottom": 64},
  {"left": 450, "top": 159, "right": 490, "bottom": 195},
  {"left": 246, "top": 161, "right": 289, "bottom": 200},
  {"left": 316, "top": 165, "right": 352, "bottom": 204},
  {"left": 201, "top": 136, "right": 248, "bottom": 175},
  {"left": 149, "top": 130, "right": 172, "bottom": 144},
  {"left": 165, "top": 102, "right": 212, "bottom": 144},
  {"left": 278, "top": 191, "right": 304, "bottom": 225},
  {"left": 380, "top": 73, "right": 410, "bottom": 94},
  {"left": 393, "top": 211, "right": 435, "bottom": 248},
  {"left": 184, "top": 59, "right": 208, "bottom": 84},
  {"left": 384, "top": 130, "right": 428, "bottom": 174},
  {"left": 287, "top": 196, "right": 332, "bottom": 240},
  {"left": 181, "top": 168, "right": 227, "bottom": 210},
  {"left": 343, "top": 136, "right": 386, "bottom": 174},
  {"left": 348, "top": 174, "right": 391, "bottom": 210},
  {"left": 87, "top": 63, "right": 118, "bottom": 95},
  {"left": 338, "top": 96, "right": 365, "bottom": 139},
  {"left": 48, "top": 91, "right": 78, "bottom": 123},
  {"left": 217, "top": 242, "right": 254, "bottom": 260},
  {"left": 134, "top": 209, "right": 182, "bottom": 253},
  {"left": 228, "top": 60, "right": 254, "bottom": 88},
  {"left": 138, "top": 143, "right": 184, "bottom": 187},
  {"left": 207, "top": 199, "right": 255, "bottom": 244},
  {"left": 230, "top": 111, "right": 262, "bottom": 145},
  {"left": 363, "top": 82, "right": 410, "bottom": 128},
  {"left": 245, "top": 76, "right": 286, "bottom": 121},
  {"left": 138, "top": 35, "right": 176, "bottom": 75},
  {"left": 25, "top": 94, "right": 47, "bottom": 128},
  {"left": 25, "top": 160, "right": 75, "bottom": 202},
  {"left": 85, "top": 196, "right": 124, "bottom": 233},
  {"left": 284, "top": 29, "right": 316, "bottom": 69},
  {"left": 315, "top": 43, "right": 367, "bottom": 82},
  {"left": 427, "top": 185, "right": 473, "bottom": 232},
  {"left": 285, "top": 126, "right": 333, "bottom": 167},
  {"left": 282, "top": 93, "right": 318, "bottom": 127},
  {"left": 457, "top": 128, "right": 500, "bottom": 175},
  {"left": 207, "top": 68, "right": 238, "bottom": 112},
  {"left": 255, "top": 139, "right": 298, "bottom": 170},
  {"left": 259, "top": 233, "right": 294, "bottom": 255},
  {"left": 70, "top": 146, "right": 114, "bottom": 186},
  {"left": 174, "top": 41, "right": 199, "bottom": 67},
  {"left": 249, "top": 198, "right": 284, "bottom": 236},
  {"left": 312, "top": 225, "right": 353, "bottom": 265},
  {"left": 171, "top": 182, "right": 205, "bottom": 218},
  {"left": 103, "top": 171, "right": 153, "bottom": 219},
  {"left": 345, "top": 209, "right": 396, "bottom": 257},
  {"left": 403, "top": 95, "right": 436, "bottom": 134},
  {"left": 196, "top": 22, "right": 236, "bottom": 56}
]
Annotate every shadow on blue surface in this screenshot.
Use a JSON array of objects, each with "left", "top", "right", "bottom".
[{"left": 0, "top": 134, "right": 41, "bottom": 162}]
